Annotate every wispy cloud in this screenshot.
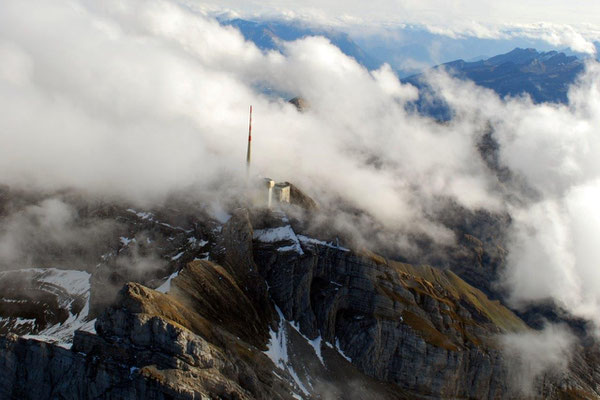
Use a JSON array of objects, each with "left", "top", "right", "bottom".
[{"left": 187, "top": 0, "right": 600, "bottom": 54}]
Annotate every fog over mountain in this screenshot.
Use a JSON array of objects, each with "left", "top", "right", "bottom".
[{"left": 2, "top": 0, "right": 600, "bottom": 398}]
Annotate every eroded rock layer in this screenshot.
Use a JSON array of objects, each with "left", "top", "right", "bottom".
[{"left": 0, "top": 203, "right": 598, "bottom": 399}]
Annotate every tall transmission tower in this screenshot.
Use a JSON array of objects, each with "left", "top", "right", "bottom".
[{"left": 246, "top": 105, "right": 252, "bottom": 179}]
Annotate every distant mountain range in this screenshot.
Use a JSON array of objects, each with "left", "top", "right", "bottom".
[
  {"left": 404, "top": 48, "right": 585, "bottom": 105},
  {"left": 225, "top": 19, "right": 587, "bottom": 113}
]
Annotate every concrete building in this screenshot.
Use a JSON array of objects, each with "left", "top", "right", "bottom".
[
  {"left": 264, "top": 178, "right": 275, "bottom": 208},
  {"left": 273, "top": 182, "right": 291, "bottom": 204}
]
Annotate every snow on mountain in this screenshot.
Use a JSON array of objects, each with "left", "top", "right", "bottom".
[
  {"left": 254, "top": 225, "right": 304, "bottom": 255},
  {"left": 0, "top": 268, "right": 93, "bottom": 347}
]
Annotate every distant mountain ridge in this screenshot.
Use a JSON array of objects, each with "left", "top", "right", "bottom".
[
  {"left": 223, "top": 18, "right": 586, "bottom": 114},
  {"left": 405, "top": 48, "right": 585, "bottom": 105}
]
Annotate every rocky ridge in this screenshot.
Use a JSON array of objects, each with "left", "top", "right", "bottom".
[{"left": 0, "top": 188, "right": 598, "bottom": 399}]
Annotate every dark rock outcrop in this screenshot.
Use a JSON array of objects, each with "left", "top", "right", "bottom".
[
  {"left": 0, "top": 279, "right": 296, "bottom": 400},
  {"left": 252, "top": 217, "right": 600, "bottom": 399},
  {"left": 289, "top": 184, "right": 318, "bottom": 210},
  {"left": 1, "top": 202, "right": 600, "bottom": 399},
  {"left": 289, "top": 97, "right": 310, "bottom": 112},
  {"left": 253, "top": 234, "right": 522, "bottom": 399}
]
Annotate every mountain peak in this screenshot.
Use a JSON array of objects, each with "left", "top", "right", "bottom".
[{"left": 486, "top": 47, "right": 541, "bottom": 65}]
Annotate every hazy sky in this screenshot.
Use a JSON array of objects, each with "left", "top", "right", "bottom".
[
  {"left": 193, "top": 0, "right": 600, "bottom": 26},
  {"left": 191, "top": 0, "right": 600, "bottom": 53}
]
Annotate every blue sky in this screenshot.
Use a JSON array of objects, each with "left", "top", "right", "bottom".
[{"left": 187, "top": 0, "right": 600, "bottom": 55}]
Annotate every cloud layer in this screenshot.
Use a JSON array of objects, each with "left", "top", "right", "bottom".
[
  {"left": 189, "top": 0, "right": 600, "bottom": 55},
  {"left": 0, "top": 0, "right": 502, "bottom": 244},
  {"left": 500, "top": 324, "right": 575, "bottom": 395}
]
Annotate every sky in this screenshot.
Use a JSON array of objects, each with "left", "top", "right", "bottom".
[
  {"left": 190, "top": 0, "right": 600, "bottom": 54},
  {"left": 192, "top": 0, "right": 600, "bottom": 26}
]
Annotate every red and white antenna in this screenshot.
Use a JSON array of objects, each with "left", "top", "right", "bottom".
[{"left": 246, "top": 105, "right": 252, "bottom": 177}]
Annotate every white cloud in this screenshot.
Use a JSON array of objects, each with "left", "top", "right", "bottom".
[
  {"left": 503, "top": 181, "right": 600, "bottom": 326},
  {"left": 500, "top": 324, "right": 575, "bottom": 395},
  {"left": 186, "top": 0, "right": 600, "bottom": 54},
  {"left": 0, "top": 0, "right": 499, "bottom": 250},
  {"left": 421, "top": 61, "right": 600, "bottom": 333},
  {"left": 503, "top": 23, "right": 598, "bottom": 55},
  {"left": 0, "top": 198, "right": 118, "bottom": 270}
]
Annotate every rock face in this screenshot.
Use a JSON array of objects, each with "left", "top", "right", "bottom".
[
  {"left": 250, "top": 216, "right": 600, "bottom": 399},
  {"left": 211, "top": 209, "right": 273, "bottom": 342},
  {"left": 0, "top": 281, "right": 295, "bottom": 400},
  {"left": 1, "top": 202, "right": 599, "bottom": 399},
  {"left": 253, "top": 228, "right": 520, "bottom": 398},
  {"left": 0, "top": 269, "right": 89, "bottom": 335}
]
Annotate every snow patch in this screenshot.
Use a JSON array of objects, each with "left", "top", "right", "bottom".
[
  {"left": 278, "top": 245, "right": 300, "bottom": 253},
  {"left": 171, "top": 251, "right": 185, "bottom": 260},
  {"left": 129, "top": 366, "right": 139, "bottom": 377},
  {"left": 4, "top": 317, "right": 36, "bottom": 328},
  {"left": 35, "top": 296, "right": 93, "bottom": 347},
  {"left": 78, "top": 318, "right": 97, "bottom": 334},
  {"left": 156, "top": 270, "right": 179, "bottom": 293},
  {"left": 126, "top": 208, "right": 154, "bottom": 221},
  {"left": 120, "top": 236, "right": 134, "bottom": 246},
  {"left": 297, "top": 235, "right": 349, "bottom": 252},
  {"left": 159, "top": 222, "right": 190, "bottom": 232},
  {"left": 254, "top": 225, "right": 296, "bottom": 242},
  {"left": 126, "top": 209, "right": 190, "bottom": 232},
  {"left": 289, "top": 321, "right": 324, "bottom": 366},
  {"left": 264, "top": 306, "right": 310, "bottom": 398},
  {"left": 254, "top": 226, "right": 304, "bottom": 255},
  {"left": 309, "top": 336, "right": 324, "bottom": 365},
  {"left": 187, "top": 237, "right": 208, "bottom": 247},
  {"left": 3, "top": 268, "right": 95, "bottom": 348},
  {"left": 288, "top": 366, "right": 310, "bottom": 396},
  {"left": 34, "top": 268, "right": 91, "bottom": 297},
  {"left": 265, "top": 306, "right": 289, "bottom": 369},
  {"left": 335, "top": 338, "right": 352, "bottom": 362}
]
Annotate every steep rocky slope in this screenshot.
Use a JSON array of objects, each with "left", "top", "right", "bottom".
[
  {"left": 0, "top": 189, "right": 599, "bottom": 399},
  {"left": 0, "top": 268, "right": 93, "bottom": 342},
  {"left": 252, "top": 213, "right": 520, "bottom": 398}
]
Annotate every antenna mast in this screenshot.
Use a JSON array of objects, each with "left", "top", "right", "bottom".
[{"left": 246, "top": 105, "right": 252, "bottom": 178}]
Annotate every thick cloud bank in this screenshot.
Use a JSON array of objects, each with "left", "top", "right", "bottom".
[
  {"left": 2, "top": 0, "right": 600, "bottom": 389},
  {"left": 0, "top": 0, "right": 501, "bottom": 244},
  {"left": 500, "top": 324, "right": 575, "bottom": 395}
]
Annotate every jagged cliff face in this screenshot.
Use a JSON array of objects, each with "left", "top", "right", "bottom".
[
  {"left": 0, "top": 280, "right": 294, "bottom": 400},
  {"left": 252, "top": 214, "right": 522, "bottom": 399},
  {"left": 0, "top": 190, "right": 598, "bottom": 399}
]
